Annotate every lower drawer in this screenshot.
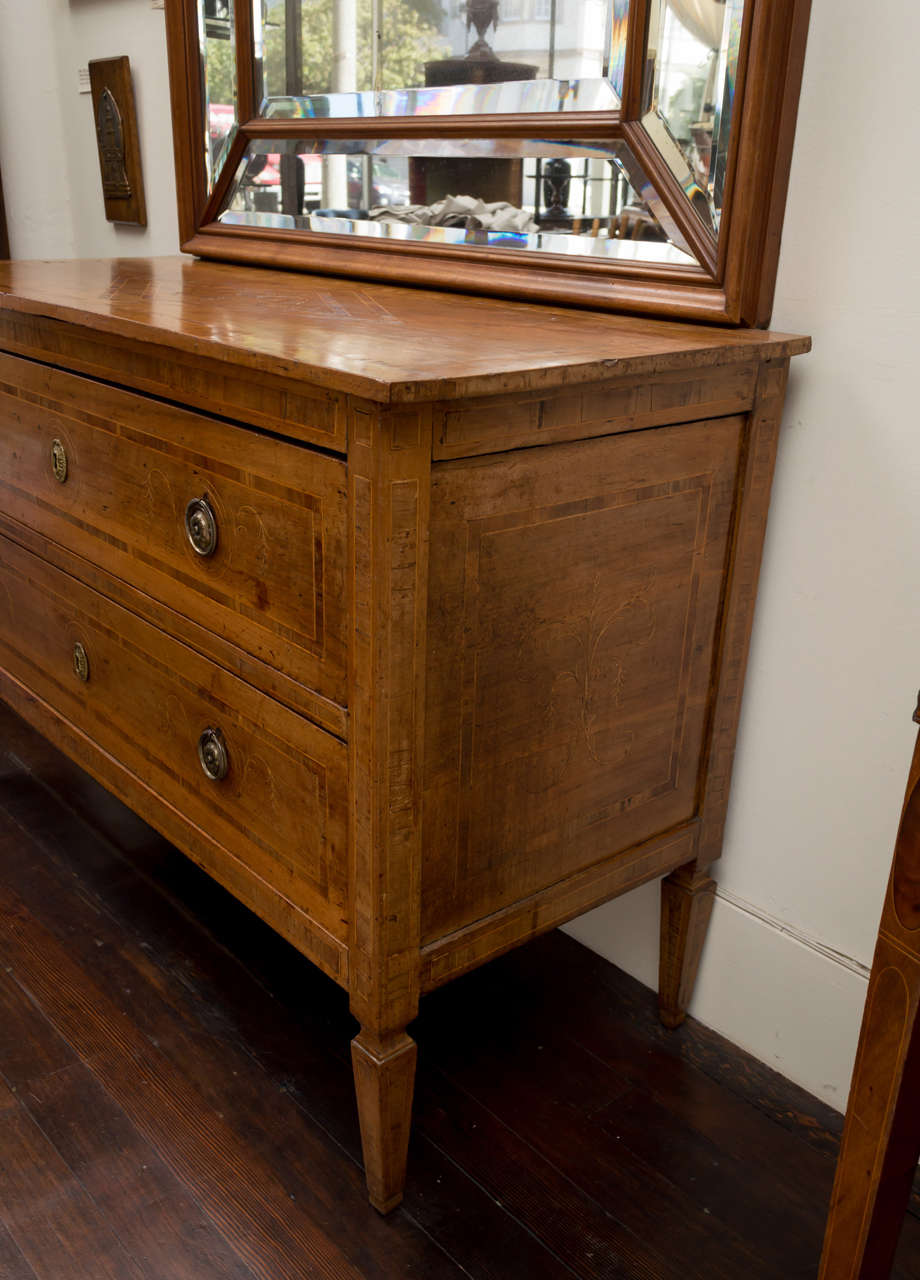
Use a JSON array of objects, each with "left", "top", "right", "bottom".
[{"left": 0, "top": 534, "right": 348, "bottom": 969}]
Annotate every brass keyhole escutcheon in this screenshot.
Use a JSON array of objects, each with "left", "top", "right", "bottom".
[
  {"left": 198, "top": 727, "right": 229, "bottom": 782},
  {"left": 185, "top": 496, "right": 218, "bottom": 557},
  {"left": 51, "top": 438, "right": 68, "bottom": 484},
  {"left": 72, "top": 641, "right": 89, "bottom": 683}
]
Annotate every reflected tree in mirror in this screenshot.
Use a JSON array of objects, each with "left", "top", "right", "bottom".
[
  {"left": 256, "top": 0, "right": 448, "bottom": 101},
  {"left": 253, "top": 0, "right": 626, "bottom": 118},
  {"left": 642, "top": 0, "right": 745, "bottom": 237},
  {"left": 201, "top": 0, "right": 238, "bottom": 189}
]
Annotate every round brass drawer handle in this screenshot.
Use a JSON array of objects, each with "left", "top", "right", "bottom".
[
  {"left": 185, "top": 496, "right": 218, "bottom": 558},
  {"left": 198, "top": 727, "right": 229, "bottom": 782},
  {"left": 51, "top": 438, "right": 68, "bottom": 484},
  {"left": 72, "top": 641, "right": 89, "bottom": 683}
]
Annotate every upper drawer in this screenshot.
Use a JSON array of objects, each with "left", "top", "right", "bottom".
[
  {"left": 0, "top": 308, "right": 347, "bottom": 452},
  {"left": 0, "top": 353, "right": 347, "bottom": 728}
]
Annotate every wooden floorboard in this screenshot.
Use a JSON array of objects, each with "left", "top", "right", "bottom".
[
  {"left": 0, "top": 1073, "right": 146, "bottom": 1280},
  {"left": 0, "top": 1219, "right": 38, "bottom": 1280},
  {"left": 1, "top": 701, "right": 920, "bottom": 1279}
]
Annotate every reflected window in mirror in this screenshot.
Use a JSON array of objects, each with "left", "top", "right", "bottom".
[
  {"left": 642, "top": 0, "right": 745, "bottom": 237},
  {"left": 202, "top": 0, "right": 238, "bottom": 190},
  {"left": 252, "top": 0, "right": 624, "bottom": 119},
  {"left": 218, "top": 134, "right": 696, "bottom": 265}
]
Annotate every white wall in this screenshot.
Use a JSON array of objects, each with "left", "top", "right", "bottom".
[
  {"left": 2, "top": 0, "right": 918, "bottom": 1111},
  {"left": 0, "top": 0, "right": 178, "bottom": 259},
  {"left": 567, "top": 0, "right": 920, "bottom": 1109}
]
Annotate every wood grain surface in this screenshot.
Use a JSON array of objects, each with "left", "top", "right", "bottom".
[
  {"left": 0, "top": 258, "right": 810, "bottom": 403},
  {"left": 432, "top": 360, "right": 759, "bottom": 459},
  {"left": 0, "top": 533, "right": 348, "bottom": 981},
  {"left": 422, "top": 415, "right": 741, "bottom": 943},
  {"left": 346, "top": 401, "right": 432, "bottom": 1210},
  {"left": 0, "top": 309, "right": 347, "bottom": 452},
  {"left": 820, "top": 711, "right": 920, "bottom": 1278},
  {"left": 0, "top": 351, "right": 348, "bottom": 720},
  {"left": 695, "top": 359, "right": 791, "bottom": 870},
  {"left": 659, "top": 867, "right": 718, "bottom": 1029},
  {"left": 0, "top": 168, "right": 8, "bottom": 262}
]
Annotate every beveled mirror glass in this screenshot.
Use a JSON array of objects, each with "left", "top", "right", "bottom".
[
  {"left": 642, "top": 0, "right": 744, "bottom": 236},
  {"left": 218, "top": 135, "right": 694, "bottom": 264},
  {"left": 201, "top": 0, "right": 238, "bottom": 189},
  {"left": 166, "top": 0, "right": 811, "bottom": 324},
  {"left": 253, "top": 0, "right": 624, "bottom": 118}
]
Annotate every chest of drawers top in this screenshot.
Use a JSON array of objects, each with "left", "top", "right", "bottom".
[{"left": 0, "top": 257, "right": 809, "bottom": 419}]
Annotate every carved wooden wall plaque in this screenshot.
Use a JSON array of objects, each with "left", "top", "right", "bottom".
[{"left": 88, "top": 56, "right": 147, "bottom": 226}]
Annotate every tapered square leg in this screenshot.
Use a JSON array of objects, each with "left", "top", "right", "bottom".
[
  {"left": 659, "top": 866, "right": 716, "bottom": 1029},
  {"left": 351, "top": 1029, "right": 417, "bottom": 1213}
]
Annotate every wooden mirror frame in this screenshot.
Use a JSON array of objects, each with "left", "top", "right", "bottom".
[{"left": 164, "top": 0, "right": 810, "bottom": 326}]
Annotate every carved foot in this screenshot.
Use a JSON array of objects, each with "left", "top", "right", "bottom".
[
  {"left": 351, "top": 1029, "right": 417, "bottom": 1213},
  {"left": 659, "top": 866, "right": 716, "bottom": 1029}
]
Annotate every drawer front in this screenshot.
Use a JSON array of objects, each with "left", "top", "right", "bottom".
[
  {"left": 0, "top": 309, "right": 348, "bottom": 452},
  {"left": 0, "top": 534, "right": 348, "bottom": 949},
  {"left": 0, "top": 353, "right": 347, "bottom": 719}
]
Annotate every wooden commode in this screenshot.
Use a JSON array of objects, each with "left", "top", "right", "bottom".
[{"left": 0, "top": 255, "right": 809, "bottom": 1210}]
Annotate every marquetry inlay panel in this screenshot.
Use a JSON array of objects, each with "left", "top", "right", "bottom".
[
  {"left": 0, "top": 312, "right": 347, "bottom": 451},
  {"left": 0, "top": 533, "right": 348, "bottom": 943},
  {"left": 422, "top": 417, "right": 744, "bottom": 943},
  {"left": 433, "top": 363, "right": 759, "bottom": 459},
  {"left": 0, "top": 352, "right": 348, "bottom": 714}
]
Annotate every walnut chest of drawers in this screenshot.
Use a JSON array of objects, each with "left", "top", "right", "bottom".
[{"left": 0, "top": 256, "right": 809, "bottom": 1211}]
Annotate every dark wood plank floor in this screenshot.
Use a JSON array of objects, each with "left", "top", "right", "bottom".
[{"left": 1, "top": 701, "right": 919, "bottom": 1280}]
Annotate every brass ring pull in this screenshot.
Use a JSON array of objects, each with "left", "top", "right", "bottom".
[
  {"left": 185, "top": 496, "right": 218, "bottom": 557},
  {"left": 51, "top": 438, "right": 68, "bottom": 484},
  {"left": 197, "top": 727, "right": 229, "bottom": 781},
  {"left": 72, "top": 641, "right": 89, "bottom": 683}
]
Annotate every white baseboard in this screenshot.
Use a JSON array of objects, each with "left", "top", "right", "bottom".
[{"left": 563, "top": 883, "right": 870, "bottom": 1111}]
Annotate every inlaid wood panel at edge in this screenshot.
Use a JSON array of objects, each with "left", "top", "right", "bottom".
[
  {"left": 0, "top": 352, "right": 348, "bottom": 722},
  {"left": 0, "top": 533, "right": 348, "bottom": 978},
  {"left": 820, "top": 704, "right": 920, "bottom": 1278},
  {"left": 422, "top": 415, "right": 743, "bottom": 944},
  {"left": 433, "top": 362, "right": 760, "bottom": 459},
  {"left": 0, "top": 310, "right": 346, "bottom": 452},
  {"left": 0, "top": 258, "right": 811, "bottom": 404}
]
